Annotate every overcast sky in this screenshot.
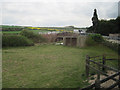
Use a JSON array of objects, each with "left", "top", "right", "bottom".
[{"left": 0, "top": 0, "right": 119, "bottom": 27}]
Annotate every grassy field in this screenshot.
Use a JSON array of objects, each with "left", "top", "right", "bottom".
[
  {"left": 2, "top": 31, "right": 21, "bottom": 34},
  {"left": 2, "top": 30, "right": 58, "bottom": 34},
  {"left": 1, "top": 25, "right": 74, "bottom": 34},
  {"left": 2, "top": 44, "right": 118, "bottom": 88},
  {"left": 2, "top": 30, "right": 47, "bottom": 34}
]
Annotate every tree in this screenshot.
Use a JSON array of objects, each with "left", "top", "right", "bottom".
[
  {"left": 87, "top": 9, "right": 119, "bottom": 35},
  {"left": 92, "top": 9, "right": 99, "bottom": 33}
]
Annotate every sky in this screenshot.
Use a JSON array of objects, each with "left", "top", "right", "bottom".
[{"left": 0, "top": 0, "right": 119, "bottom": 27}]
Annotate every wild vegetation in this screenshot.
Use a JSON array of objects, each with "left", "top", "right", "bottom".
[
  {"left": 20, "top": 29, "right": 47, "bottom": 43},
  {"left": 2, "top": 35, "right": 34, "bottom": 47},
  {"left": 85, "top": 34, "right": 104, "bottom": 46}
]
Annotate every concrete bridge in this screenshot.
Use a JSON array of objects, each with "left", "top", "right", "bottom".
[{"left": 56, "top": 35, "right": 87, "bottom": 48}]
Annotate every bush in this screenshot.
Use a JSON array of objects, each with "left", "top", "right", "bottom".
[
  {"left": 86, "top": 36, "right": 97, "bottom": 46},
  {"left": 20, "top": 29, "right": 36, "bottom": 38},
  {"left": 86, "top": 34, "right": 104, "bottom": 46},
  {"left": 2, "top": 35, "right": 34, "bottom": 47},
  {"left": 20, "top": 29, "right": 47, "bottom": 43},
  {"left": 89, "top": 34, "right": 104, "bottom": 43}
]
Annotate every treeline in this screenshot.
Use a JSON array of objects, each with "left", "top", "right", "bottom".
[
  {"left": 87, "top": 17, "right": 120, "bottom": 36},
  {"left": 1, "top": 25, "right": 24, "bottom": 31}
]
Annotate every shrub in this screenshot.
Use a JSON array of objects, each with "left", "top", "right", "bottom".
[
  {"left": 86, "top": 34, "right": 104, "bottom": 46},
  {"left": 20, "top": 29, "right": 47, "bottom": 43},
  {"left": 2, "top": 35, "right": 34, "bottom": 47},
  {"left": 20, "top": 29, "right": 36, "bottom": 38},
  {"left": 86, "top": 36, "right": 97, "bottom": 46},
  {"left": 89, "top": 34, "right": 104, "bottom": 43}
]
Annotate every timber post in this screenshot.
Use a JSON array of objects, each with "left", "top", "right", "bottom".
[
  {"left": 102, "top": 54, "right": 106, "bottom": 72},
  {"left": 83, "top": 54, "right": 120, "bottom": 90},
  {"left": 95, "top": 79, "right": 100, "bottom": 90},
  {"left": 118, "top": 55, "right": 120, "bottom": 89},
  {"left": 95, "top": 64, "right": 101, "bottom": 90},
  {"left": 86, "top": 55, "right": 90, "bottom": 78}
]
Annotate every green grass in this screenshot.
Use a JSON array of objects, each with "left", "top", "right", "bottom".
[
  {"left": 2, "top": 31, "right": 21, "bottom": 34},
  {"left": 2, "top": 44, "right": 118, "bottom": 88}
]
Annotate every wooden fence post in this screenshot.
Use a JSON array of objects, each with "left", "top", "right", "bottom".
[
  {"left": 118, "top": 55, "right": 120, "bottom": 89},
  {"left": 95, "top": 79, "right": 100, "bottom": 90},
  {"left": 118, "top": 70, "right": 120, "bottom": 90},
  {"left": 86, "top": 55, "right": 90, "bottom": 78},
  {"left": 102, "top": 55, "right": 106, "bottom": 72},
  {"left": 70, "top": 37, "right": 72, "bottom": 46},
  {"left": 95, "top": 65, "right": 101, "bottom": 90}
]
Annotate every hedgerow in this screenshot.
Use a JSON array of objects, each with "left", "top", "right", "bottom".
[{"left": 2, "top": 35, "right": 34, "bottom": 47}]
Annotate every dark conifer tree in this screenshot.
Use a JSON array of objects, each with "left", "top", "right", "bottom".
[{"left": 92, "top": 9, "right": 99, "bottom": 33}]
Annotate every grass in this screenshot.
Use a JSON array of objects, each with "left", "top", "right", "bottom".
[
  {"left": 2, "top": 44, "right": 118, "bottom": 88},
  {"left": 2, "top": 31, "right": 21, "bottom": 34}
]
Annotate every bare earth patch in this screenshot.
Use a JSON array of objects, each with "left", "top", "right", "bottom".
[{"left": 88, "top": 70, "right": 119, "bottom": 89}]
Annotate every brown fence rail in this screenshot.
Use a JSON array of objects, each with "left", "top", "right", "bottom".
[{"left": 81, "top": 55, "right": 120, "bottom": 90}]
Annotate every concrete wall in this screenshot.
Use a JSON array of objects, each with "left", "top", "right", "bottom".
[
  {"left": 77, "top": 35, "right": 87, "bottom": 48},
  {"left": 63, "top": 36, "right": 77, "bottom": 46},
  {"left": 63, "top": 35, "right": 87, "bottom": 48}
]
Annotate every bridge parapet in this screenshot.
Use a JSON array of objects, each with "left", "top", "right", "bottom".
[{"left": 63, "top": 35, "right": 87, "bottom": 48}]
